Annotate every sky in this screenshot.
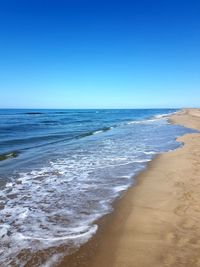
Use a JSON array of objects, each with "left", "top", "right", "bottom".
[{"left": 0, "top": 0, "right": 199, "bottom": 109}]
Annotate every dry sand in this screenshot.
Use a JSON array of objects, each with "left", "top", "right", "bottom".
[{"left": 59, "top": 108, "right": 200, "bottom": 267}]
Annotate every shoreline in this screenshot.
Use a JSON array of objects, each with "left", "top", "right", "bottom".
[{"left": 59, "top": 108, "right": 200, "bottom": 267}]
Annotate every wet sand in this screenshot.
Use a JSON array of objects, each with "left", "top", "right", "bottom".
[{"left": 59, "top": 108, "right": 200, "bottom": 267}]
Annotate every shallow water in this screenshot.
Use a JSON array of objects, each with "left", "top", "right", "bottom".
[{"left": 0, "top": 109, "right": 195, "bottom": 266}]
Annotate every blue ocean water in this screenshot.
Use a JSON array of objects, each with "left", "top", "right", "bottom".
[{"left": 0, "top": 109, "right": 195, "bottom": 266}]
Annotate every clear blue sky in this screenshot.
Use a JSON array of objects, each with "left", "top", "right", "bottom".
[{"left": 0, "top": 0, "right": 199, "bottom": 108}]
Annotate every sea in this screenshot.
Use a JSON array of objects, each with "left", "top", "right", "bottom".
[{"left": 0, "top": 109, "right": 195, "bottom": 266}]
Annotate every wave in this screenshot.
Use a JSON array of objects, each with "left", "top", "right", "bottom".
[
  {"left": 0, "top": 151, "right": 19, "bottom": 161},
  {"left": 126, "top": 111, "right": 179, "bottom": 126},
  {"left": 40, "top": 120, "right": 59, "bottom": 125},
  {"left": 0, "top": 127, "right": 114, "bottom": 155},
  {"left": 78, "top": 127, "right": 113, "bottom": 139},
  {"left": 54, "top": 111, "right": 67, "bottom": 114},
  {"left": 126, "top": 118, "right": 159, "bottom": 125},
  {"left": 93, "top": 126, "right": 113, "bottom": 134},
  {"left": 24, "top": 112, "right": 44, "bottom": 115},
  {"left": 153, "top": 110, "right": 179, "bottom": 119},
  {"left": 0, "top": 134, "right": 70, "bottom": 146}
]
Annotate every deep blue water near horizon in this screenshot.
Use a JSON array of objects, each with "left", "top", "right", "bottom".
[{"left": 0, "top": 109, "right": 195, "bottom": 266}]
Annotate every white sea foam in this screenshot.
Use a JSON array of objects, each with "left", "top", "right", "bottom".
[
  {"left": 5, "top": 182, "right": 13, "bottom": 187},
  {"left": 143, "top": 151, "right": 156, "bottom": 155},
  {"left": 41, "top": 253, "right": 64, "bottom": 267},
  {"left": 18, "top": 225, "right": 97, "bottom": 242},
  {"left": 113, "top": 184, "right": 129, "bottom": 193},
  {"left": 153, "top": 111, "right": 178, "bottom": 119},
  {"left": 127, "top": 118, "right": 161, "bottom": 125},
  {"left": 0, "top": 155, "right": 143, "bottom": 265},
  {"left": 93, "top": 130, "right": 103, "bottom": 134},
  {"left": 127, "top": 111, "right": 178, "bottom": 126}
]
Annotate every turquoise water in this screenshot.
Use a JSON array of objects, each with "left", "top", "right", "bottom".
[{"left": 0, "top": 109, "right": 195, "bottom": 266}]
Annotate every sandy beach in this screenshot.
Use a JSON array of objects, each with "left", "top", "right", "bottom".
[
  {"left": 59, "top": 108, "right": 200, "bottom": 267},
  {"left": 1, "top": 1, "right": 199, "bottom": 265}
]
